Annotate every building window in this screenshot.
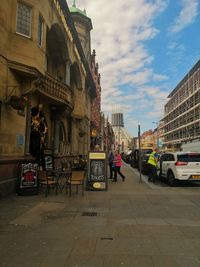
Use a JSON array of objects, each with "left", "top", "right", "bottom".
[
  {"left": 38, "top": 15, "right": 43, "bottom": 47},
  {"left": 16, "top": 2, "right": 32, "bottom": 37}
]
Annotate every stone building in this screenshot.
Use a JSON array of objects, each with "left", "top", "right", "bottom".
[
  {"left": 140, "top": 130, "right": 154, "bottom": 148},
  {"left": 69, "top": 3, "right": 102, "bottom": 151},
  {"left": 0, "top": 0, "right": 96, "bottom": 196},
  {"left": 103, "top": 117, "right": 115, "bottom": 152},
  {"left": 111, "top": 112, "right": 132, "bottom": 152},
  {"left": 90, "top": 50, "right": 101, "bottom": 150}
]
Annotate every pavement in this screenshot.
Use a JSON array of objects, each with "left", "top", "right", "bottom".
[{"left": 0, "top": 163, "right": 200, "bottom": 267}]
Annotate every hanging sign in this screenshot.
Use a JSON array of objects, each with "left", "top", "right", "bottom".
[{"left": 86, "top": 151, "right": 107, "bottom": 191}]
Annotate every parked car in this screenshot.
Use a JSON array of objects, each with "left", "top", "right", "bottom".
[
  {"left": 139, "top": 152, "right": 152, "bottom": 174},
  {"left": 130, "top": 149, "right": 153, "bottom": 169},
  {"left": 122, "top": 150, "right": 132, "bottom": 163},
  {"left": 159, "top": 152, "right": 200, "bottom": 186},
  {"left": 130, "top": 149, "right": 139, "bottom": 168}
]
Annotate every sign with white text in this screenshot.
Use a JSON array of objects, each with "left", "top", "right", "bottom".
[{"left": 86, "top": 152, "right": 107, "bottom": 191}]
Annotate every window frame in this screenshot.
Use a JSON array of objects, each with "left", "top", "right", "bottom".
[{"left": 16, "top": 1, "right": 32, "bottom": 38}]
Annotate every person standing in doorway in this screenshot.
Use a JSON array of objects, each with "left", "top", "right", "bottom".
[{"left": 113, "top": 150, "right": 125, "bottom": 182}]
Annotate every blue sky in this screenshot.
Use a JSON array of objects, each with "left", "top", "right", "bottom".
[{"left": 67, "top": 0, "right": 200, "bottom": 137}]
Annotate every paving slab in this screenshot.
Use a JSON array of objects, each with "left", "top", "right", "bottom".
[{"left": 0, "top": 163, "right": 200, "bottom": 266}]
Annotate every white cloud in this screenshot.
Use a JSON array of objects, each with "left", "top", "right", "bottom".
[
  {"left": 67, "top": 0, "right": 169, "bottom": 135},
  {"left": 169, "top": 0, "right": 199, "bottom": 34}
]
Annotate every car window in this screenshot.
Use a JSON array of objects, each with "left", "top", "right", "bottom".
[
  {"left": 177, "top": 153, "right": 200, "bottom": 162},
  {"left": 160, "top": 154, "right": 168, "bottom": 161},
  {"left": 168, "top": 154, "right": 175, "bottom": 161}
]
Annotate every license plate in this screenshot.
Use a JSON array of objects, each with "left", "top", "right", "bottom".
[{"left": 191, "top": 175, "right": 200, "bottom": 179}]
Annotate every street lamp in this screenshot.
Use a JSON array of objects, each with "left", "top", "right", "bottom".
[{"left": 138, "top": 124, "right": 142, "bottom": 183}]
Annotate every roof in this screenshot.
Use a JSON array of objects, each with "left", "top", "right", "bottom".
[
  {"left": 168, "top": 59, "right": 200, "bottom": 98},
  {"left": 69, "top": 3, "right": 93, "bottom": 31},
  {"left": 69, "top": 5, "right": 87, "bottom": 17}
]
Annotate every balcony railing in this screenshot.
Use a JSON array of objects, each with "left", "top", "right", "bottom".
[{"left": 42, "top": 72, "right": 73, "bottom": 105}]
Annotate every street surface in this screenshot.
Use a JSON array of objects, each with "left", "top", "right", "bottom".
[{"left": 0, "top": 163, "right": 200, "bottom": 267}]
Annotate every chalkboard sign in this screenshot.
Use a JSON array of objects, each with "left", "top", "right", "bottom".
[
  {"left": 17, "top": 163, "right": 38, "bottom": 195},
  {"left": 86, "top": 152, "right": 107, "bottom": 191}
]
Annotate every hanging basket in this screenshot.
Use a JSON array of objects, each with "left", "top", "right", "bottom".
[{"left": 9, "top": 96, "right": 27, "bottom": 110}]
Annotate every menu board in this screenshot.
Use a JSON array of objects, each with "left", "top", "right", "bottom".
[
  {"left": 17, "top": 163, "right": 38, "bottom": 195},
  {"left": 20, "top": 163, "right": 38, "bottom": 188},
  {"left": 86, "top": 152, "right": 107, "bottom": 191}
]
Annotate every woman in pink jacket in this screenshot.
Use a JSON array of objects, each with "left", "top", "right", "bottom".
[{"left": 113, "top": 150, "right": 125, "bottom": 182}]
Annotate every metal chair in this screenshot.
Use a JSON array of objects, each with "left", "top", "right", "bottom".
[
  {"left": 67, "top": 170, "right": 85, "bottom": 196},
  {"left": 38, "top": 170, "right": 58, "bottom": 197}
]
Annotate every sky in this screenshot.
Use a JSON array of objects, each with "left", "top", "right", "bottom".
[{"left": 67, "top": 0, "right": 200, "bottom": 137}]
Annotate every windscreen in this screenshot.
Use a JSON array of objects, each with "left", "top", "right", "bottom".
[{"left": 177, "top": 153, "right": 200, "bottom": 162}]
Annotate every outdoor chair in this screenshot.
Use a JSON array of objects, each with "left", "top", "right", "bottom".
[
  {"left": 67, "top": 170, "right": 85, "bottom": 196},
  {"left": 38, "top": 170, "right": 58, "bottom": 197}
]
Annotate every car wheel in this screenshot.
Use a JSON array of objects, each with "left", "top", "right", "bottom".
[{"left": 167, "top": 171, "right": 176, "bottom": 187}]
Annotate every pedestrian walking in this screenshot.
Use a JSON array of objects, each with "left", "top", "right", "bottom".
[
  {"left": 113, "top": 150, "right": 125, "bottom": 182},
  {"left": 108, "top": 150, "right": 114, "bottom": 179},
  {"left": 147, "top": 148, "right": 159, "bottom": 183}
]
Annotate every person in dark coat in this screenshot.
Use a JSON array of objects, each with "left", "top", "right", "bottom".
[{"left": 108, "top": 151, "right": 114, "bottom": 179}]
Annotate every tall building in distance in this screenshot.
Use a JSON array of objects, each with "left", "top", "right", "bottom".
[{"left": 111, "top": 112, "right": 132, "bottom": 152}]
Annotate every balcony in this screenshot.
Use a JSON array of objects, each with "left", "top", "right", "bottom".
[{"left": 40, "top": 72, "right": 73, "bottom": 107}]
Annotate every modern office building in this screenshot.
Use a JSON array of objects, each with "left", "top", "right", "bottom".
[{"left": 161, "top": 59, "right": 200, "bottom": 149}]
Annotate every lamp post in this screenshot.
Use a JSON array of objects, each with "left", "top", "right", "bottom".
[{"left": 138, "top": 124, "right": 142, "bottom": 183}]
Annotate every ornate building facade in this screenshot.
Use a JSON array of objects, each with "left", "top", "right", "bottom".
[
  {"left": 0, "top": 0, "right": 96, "bottom": 196},
  {"left": 69, "top": 4, "right": 102, "bottom": 151},
  {"left": 90, "top": 50, "right": 101, "bottom": 150}
]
